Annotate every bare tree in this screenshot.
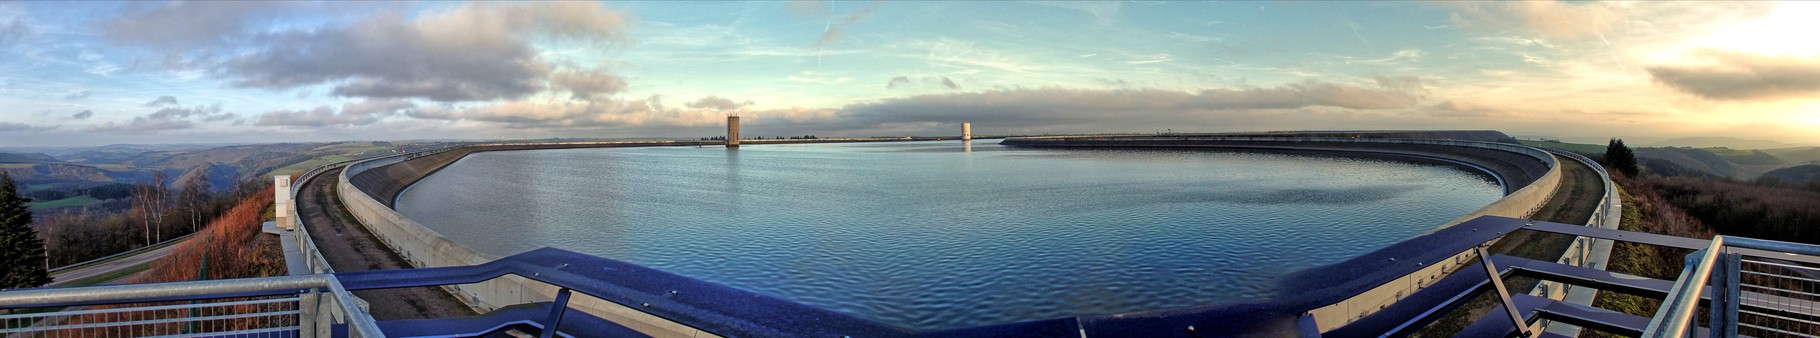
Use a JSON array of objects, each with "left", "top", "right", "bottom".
[
  {"left": 178, "top": 172, "right": 210, "bottom": 233},
  {"left": 132, "top": 172, "right": 169, "bottom": 245}
]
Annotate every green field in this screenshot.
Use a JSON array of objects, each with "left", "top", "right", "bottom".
[
  {"left": 267, "top": 142, "right": 396, "bottom": 177},
  {"left": 1520, "top": 140, "right": 1605, "bottom": 154},
  {"left": 27, "top": 196, "right": 99, "bottom": 209}
]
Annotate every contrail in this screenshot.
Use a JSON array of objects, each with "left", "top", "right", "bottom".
[{"left": 1346, "top": 20, "right": 1372, "bottom": 45}]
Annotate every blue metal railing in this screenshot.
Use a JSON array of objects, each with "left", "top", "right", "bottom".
[
  {"left": 1645, "top": 236, "right": 1820, "bottom": 337},
  {"left": 7, "top": 216, "right": 1820, "bottom": 337}
]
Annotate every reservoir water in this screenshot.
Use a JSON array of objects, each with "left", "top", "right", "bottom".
[{"left": 396, "top": 141, "right": 1502, "bottom": 330}]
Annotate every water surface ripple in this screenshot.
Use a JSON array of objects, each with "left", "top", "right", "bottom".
[{"left": 396, "top": 141, "right": 1501, "bottom": 330}]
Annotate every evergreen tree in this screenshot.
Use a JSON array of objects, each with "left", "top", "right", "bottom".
[
  {"left": 1606, "top": 138, "right": 1639, "bottom": 177},
  {"left": 0, "top": 172, "right": 52, "bottom": 289}
]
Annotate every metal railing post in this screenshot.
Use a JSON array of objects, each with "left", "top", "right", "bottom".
[
  {"left": 1477, "top": 246, "right": 1532, "bottom": 337},
  {"left": 1644, "top": 237, "right": 1725, "bottom": 338},
  {"left": 300, "top": 289, "right": 319, "bottom": 338},
  {"left": 1708, "top": 247, "right": 1730, "bottom": 338},
  {"left": 1720, "top": 252, "right": 1740, "bottom": 337},
  {"left": 540, "top": 288, "right": 573, "bottom": 338}
]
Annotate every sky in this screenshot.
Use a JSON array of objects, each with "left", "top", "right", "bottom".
[{"left": 2, "top": 1, "right": 1818, "bottom": 147}]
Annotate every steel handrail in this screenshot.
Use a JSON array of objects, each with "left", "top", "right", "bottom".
[
  {"left": 0, "top": 274, "right": 384, "bottom": 337},
  {"left": 1644, "top": 236, "right": 1726, "bottom": 337}
]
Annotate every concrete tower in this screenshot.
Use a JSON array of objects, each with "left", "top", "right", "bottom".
[
  {"left": 274, "top": 175, "right": 293, "bottom": 230},
  {"left": 962, "top": 122, "right": 972, "bottom": 141},
  {"left": 727, "top": 115, "right": 741, "bottom": 148}
]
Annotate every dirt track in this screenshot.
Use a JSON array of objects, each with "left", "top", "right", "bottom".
[{"left": 296, "top": 167, "right": 473, "bottom": 320}]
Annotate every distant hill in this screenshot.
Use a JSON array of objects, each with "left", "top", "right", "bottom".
[
  {"left": 1634, "top": 147, "right": 1795, "bottom": 180},
  {"left": 1761, "top": 165, "right": 1820, "bottom": 186},
  {"left": 1637, "top": 147, "right": 1745, "bottom": 178},
  {"left": 0, "top": 163, "right": 120, "bottom": 191},
  {"left": 0, "top": 152, "right": 59, "bottom": 164},
  {"left": 172, "top": 163, "right": 241, "bottom": 192},
  {"left": 1763, "top": 147, "right": 1820, "bottom": 165},
  {"left": 1649, "top": 137, "right": 1806, "bottom": 150}
]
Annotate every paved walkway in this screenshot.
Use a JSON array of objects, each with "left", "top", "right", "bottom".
[
  {"left": 296, "top": 166, "right": 473, "bottom": 320},
  {"left": 47, "top": 237, "right": 189, "bottom": 287}
]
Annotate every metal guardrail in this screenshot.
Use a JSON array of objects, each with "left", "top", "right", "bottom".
[
  {"left": 0, "top": 275, "right": 382, "bottom": 338},
  {"left": 6, "top": 216, "right": 1820, "bottom": 337},
  {"left": 1644, "top": 236, "right": 1820, "bottom": 337},
  {"left": 48, "top": 232, "right": 197, "bottom": 274},
  {"left": 1527, "top": 147, "right": 1622, "bottom": 336}
]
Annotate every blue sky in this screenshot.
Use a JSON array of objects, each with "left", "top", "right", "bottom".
[{"left": 2, "top": 1, "right": 1818, "bottom": 147}]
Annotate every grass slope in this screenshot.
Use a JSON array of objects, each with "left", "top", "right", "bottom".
[{"left": 26, "top": 195, "right": 99, "bottom": 209}]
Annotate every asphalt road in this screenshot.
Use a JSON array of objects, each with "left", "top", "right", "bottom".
[{"left": 47, "top": 238, "right": 188, "bottom": 287}]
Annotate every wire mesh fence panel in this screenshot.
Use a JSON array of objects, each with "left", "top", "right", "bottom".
[
  {"left": 1738, "top": 258, "right": 1820, "bottom": 337},
  {"left": 0, "top": 295, "right": 300, "bottom": 338}
]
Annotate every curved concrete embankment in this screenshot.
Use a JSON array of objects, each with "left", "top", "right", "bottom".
[
  {"left": 336, "top": 142, "right": 717, "bottom": 337},
  {"left": 1000, "top": 135, "right": 1563, "bottom": 332},
  {"left": 1001, "top": 136, "right": 1561, "bottom": 228},
  {"left": 324, "top": 134, "right": 1564, "bottom": 336}
]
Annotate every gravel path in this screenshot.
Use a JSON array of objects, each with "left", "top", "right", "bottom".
[{"left": 297, "top": 167, "right": 474, "bottom": 320}]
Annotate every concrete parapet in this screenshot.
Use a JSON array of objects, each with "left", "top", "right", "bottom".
[{"left": 337, "top": 153, "right": 709, "bottom": 337}]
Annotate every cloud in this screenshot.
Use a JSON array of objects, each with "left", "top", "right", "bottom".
[
  {"left": 1371, "top": 75, "right": 1427, "bottom": 93},
  {"left": 886, "top": 76, "right": 961, "bottom": 90},
  {"left": 0, "top": 17, "right": 28, "bottom": 43},
  {"left": 64, "top": 90, "right": 91, "bottom": 100},
  {"left": 256, "top": 99, "right": 414, "bottom": 127},
  {"left": 788, "top": 0, "right": 830, "bottom": 16},
  {"left": 103, "top": 2, "right": 303, "bottom": 51},
  {"left": 86, "top": 118, "right": 194, "bottom": 132},
  {"left": 0, "top": 122, "right": 52, "bottom": 133},
  {"left": 70, "top": 110, "right": 93, "bottom": 120},
  {"left": 1350, "top": 49, "right": 1424, "bottom": 64},
  {"left": 1425, "top": 100, "right": 1517, "bottom": 118},
  {"left": 833, "top": 81, "right": 1424, "bottom": 131},
  {"left": 786, "top": 75, "right": 851, "bottom": 84},
  {"left": 1444, "top": 1, "right": 1616, "bottom": 38},
  {"left": 1646, "top": 49, "right": 1820, "bottom": 101},
  {"left": 684, "top": 96, "right": 752, "bottom": 111},
  {"left": 147, "top": 103, "right": 232, "bottom": 121},
  {"left": 397, "top": 93, "right": 834, "bottom": 131},
  {"left": 1128, "top": 53, "right": 1172, "bottom": 65},
  {"left": 551, "top": 69, "right": 628, "bottom": 101},
  {"left": 145, "top": 95, "right": 179, "bottom": 107},
  {"left": 110, "top": 2, "right": 628, "bottom": 102},
  {"left": 816, "top": 6, "right": 874, "bottom": 47},
  {"left": 408, "top": 97, "right": 707, "bottom": 128}
]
